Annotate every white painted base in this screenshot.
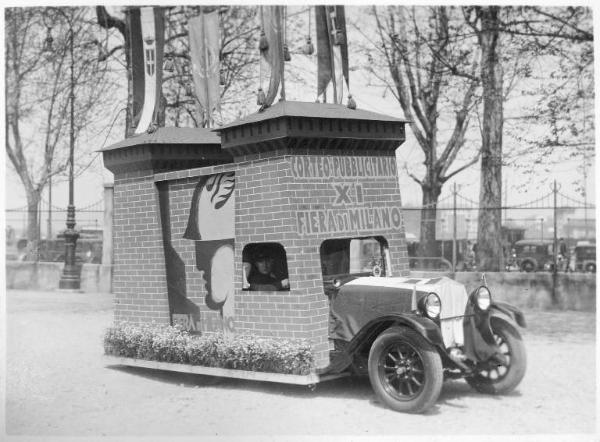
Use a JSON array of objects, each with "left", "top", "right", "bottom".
[{"left": 104, "top": 355, "right": 348, "bottom": 385}]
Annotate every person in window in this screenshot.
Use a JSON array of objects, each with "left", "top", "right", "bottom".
[{"left": 247, "top": 250, "right": 290, "bottom": 291}]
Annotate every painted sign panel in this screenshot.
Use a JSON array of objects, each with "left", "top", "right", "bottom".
[
  {"left": 291, "top": 155, "right": 402, "bottom": 237},
  {"left": 296, "top": 206, "right": 403, "bottom": 236},
  {"left": 290, "top": 155, "right": 397, "bottom": 180}
]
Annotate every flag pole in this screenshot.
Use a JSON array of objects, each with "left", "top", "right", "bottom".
[
  {"left": 325, "top": 6, "right": 337, "bottom": 103},
  {"left": 279, "top": 6, "right": 286, "bottom": 101},
  {"left": 201, "top": 7, "right": 211, "bottom": 127}
]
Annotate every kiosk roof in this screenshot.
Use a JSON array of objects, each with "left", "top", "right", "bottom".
[
  {"left": 216, "top": 101, "right": 408, "bottom": 131},
  {"left": 101, "top": 127, "right": 220, "bottom": 151}
]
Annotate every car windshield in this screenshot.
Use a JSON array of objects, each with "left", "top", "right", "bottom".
[
  {"left": 576, "top": 246, "right": 595, "bottom": 260},
  {"left": 320, "top": 237, "right": 388, "bottom": 280}
]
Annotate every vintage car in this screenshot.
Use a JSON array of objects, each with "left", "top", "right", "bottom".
[
  {"left": 574, "top": 242, "right": 596, "bottom": 273},
  {"left": 13, "top": 235, "right": 102, "bottom": 264},
  {"left": 321, "top": 236, "right": 526, "bottom": 413},
  {"left": 513, "top": 239, "right": 555, "bottom": 272}
]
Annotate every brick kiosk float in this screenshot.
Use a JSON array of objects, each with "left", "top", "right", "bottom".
[{"left": 102, "top": 101, "right": 409, "bottom": 383}]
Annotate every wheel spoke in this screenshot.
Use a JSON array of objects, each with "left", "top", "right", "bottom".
[
  {"left": 387, "top": 352, "right": 399, "bottom": 363},
  {"left": 395, "top": 347, "right": 407, "bottom": 361},
  {"left": 405, "top": 379, "right": 414, "bottom": 396},
  {"left": 410, "top": 375, "right": 423, "bottom": 387}
]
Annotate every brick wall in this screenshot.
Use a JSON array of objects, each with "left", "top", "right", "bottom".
[{"left": 112, "top": 169, "right": 169, "bottom": 324}]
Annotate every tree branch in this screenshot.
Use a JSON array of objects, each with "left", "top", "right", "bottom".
[{"left": 441, "top": 152, "right": 481, "bottom": 183}]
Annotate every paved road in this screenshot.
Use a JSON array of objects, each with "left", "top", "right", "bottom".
[{"left": 4, "top": 289, "right": 597, "bottom": 439}]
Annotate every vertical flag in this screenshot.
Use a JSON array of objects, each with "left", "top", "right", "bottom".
[
  {"left": 315, "top": 5, "right": 349, "bottom": 104},
  {"left": 128, "top": 6, "right": 165, "bottom": 135},
  {"left": 260, "top": 5, "right": 284, "bottom": 108},
  {"left": 189, "top": 8, "right": 221, "bottom": 127}
]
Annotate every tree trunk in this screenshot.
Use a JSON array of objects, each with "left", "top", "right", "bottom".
[
  {"left": 477, "top": 6, "right": 504, "bottom": 271},
  {"left": 25, "top": 189, "right": 42, "bottom": 261},
  {"left": 419, "top": 182, "right": 442, "bottom": 266}
]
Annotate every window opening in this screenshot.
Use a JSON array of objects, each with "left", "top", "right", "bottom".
[{"left": 242, "top": 243, "right": 290, "bottom": 291}]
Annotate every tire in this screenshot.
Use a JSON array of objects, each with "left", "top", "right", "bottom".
[
  {"left": 520, "top": 260, "right": 535, "bottom": 272},
  {"left": 466, "top": 319, "right": 526, "bottom": 395},
  {"left": 368, "top": 326, "right": 443, "bottom": 414},
  {"left": 585, "top": 263, "right": 596, "bottom": 273}
]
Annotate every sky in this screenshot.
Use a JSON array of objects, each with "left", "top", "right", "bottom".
[{"left": 3, "top": 3, "right": 597, "bottom": 238}]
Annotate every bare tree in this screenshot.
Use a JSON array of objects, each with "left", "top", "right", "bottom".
[
  {"left": 464, "top": 6, "right": 593, "bottom": 270},
  {"left": 462, "top": 6, "right": 504, "bottom": 271},
  {"left": 368, "top": 6, "right": 480, "bottom": 260},
  {"left": 5, "top": 7, "right": 119, "bottom": 251}
]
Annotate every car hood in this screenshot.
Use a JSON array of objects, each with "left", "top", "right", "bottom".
[{"left": 330, "top": 276, "right": 469, "bottom": 342}]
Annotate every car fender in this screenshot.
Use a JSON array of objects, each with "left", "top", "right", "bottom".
[
  {"left": 476, "top": 302, "right": 525, "bottom": 347},
  {"left": 490, "top": 301, "right": 526, "bottom": 328},
  {"left": 463, "top": 301, "right": 525, "bottom": 364},
  {"left": 347, "top": 313, "right": 446, "bottom": 356}
]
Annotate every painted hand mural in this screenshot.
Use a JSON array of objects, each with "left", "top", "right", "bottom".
[{"left": 184, "top": 172, "right": 236, "bottom": 329}]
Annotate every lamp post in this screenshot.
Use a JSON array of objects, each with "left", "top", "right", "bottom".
[{"left": 45, "top": 8, "right": 80, "bottom": 290}]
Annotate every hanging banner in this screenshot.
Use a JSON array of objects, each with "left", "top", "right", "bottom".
[
  {"left": 260, "top": 5, "right": 283, "bottom": 107},
  {"left": 189, "top": 10, "right": 221, "bottom": 126},
  {"left": 129, "top": 6, "right": 165, "bottom": 135},
  {"left": 315, "top": 5, "right": 349, "bottom": 104}
]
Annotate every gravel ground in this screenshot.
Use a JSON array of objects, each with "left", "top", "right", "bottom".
[{"left": 4, "top": 289, "right": 597, "bottom": 440}]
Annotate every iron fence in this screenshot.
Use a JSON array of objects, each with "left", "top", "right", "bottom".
[
  {"left": 5, "top": 198, "right": 104, "bottom": 262},
  {"left": 402, "top": 181, "right": 595, "bottom": 272}
]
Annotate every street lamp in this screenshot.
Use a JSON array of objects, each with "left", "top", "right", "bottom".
[{"left": 44, "top": 8, "right": 80, "bottom": 290}]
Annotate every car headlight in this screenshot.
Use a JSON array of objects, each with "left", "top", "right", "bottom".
[
  {"left": 475, "top": 286, "right": 492, "bottom": 311},
  {"left": 423, "top": 293, "right": 441, "bottom": 319}
]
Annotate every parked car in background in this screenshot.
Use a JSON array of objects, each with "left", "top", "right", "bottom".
[
  {"left": 7, "top": 231, "right": 102, "bottom": 264},
  {"left": 513, "top": 239, "right": 555, "bottom": 272},
  {"left": 574, "top": 241, "right": 596, "bottom": 273}
]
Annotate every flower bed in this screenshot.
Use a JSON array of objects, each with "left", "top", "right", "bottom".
[{"left": 103, "top": 323, "right": 314, "bottom": 375}]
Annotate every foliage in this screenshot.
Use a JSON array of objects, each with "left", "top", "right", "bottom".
[
  {"left": 104, "top": 322, "right": 315, "bottom": 376},
  {"left": 462, "top": 6, "right": 594, "bottom": 270},
  {"left": 500, "top": 6, "right": 594, "bottom": 193},
  {"left": 5, "top": 6, "right": 124, "bottom": 244}
]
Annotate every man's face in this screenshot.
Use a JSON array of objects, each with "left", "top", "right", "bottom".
[{"left": 256, "top": 258, "right": 272, "bottom": 275}]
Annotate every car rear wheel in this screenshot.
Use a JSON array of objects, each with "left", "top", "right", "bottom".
[
  {"left": 585, "top": 263, "right": 596, "bottom": 273},
  {"left": 466, "top": 319, "right": 526, "bottom": 394},
  {"left": 368, "top": 326, "right": 443, "bottom": 414},
  {"left": 520, "top": 260, "right": 535, "bottom": 272}
]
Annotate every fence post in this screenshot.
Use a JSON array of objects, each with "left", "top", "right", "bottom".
[
  {"left": 452, "top": 183, "right": 457, "bottom": 272},
  {"left": 102, "top": 183, "right": 114, "bottom": 267},
  {"left": 552, "top": 180, "right": 558, "bottom": 305}
]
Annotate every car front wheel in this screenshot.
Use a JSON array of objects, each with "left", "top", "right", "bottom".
[
  {"left": 368, "top": 326, "right": 443, "bottom": 414},
  {"left": 466, "top": 318, "right": 526, "bottom": 394}
]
